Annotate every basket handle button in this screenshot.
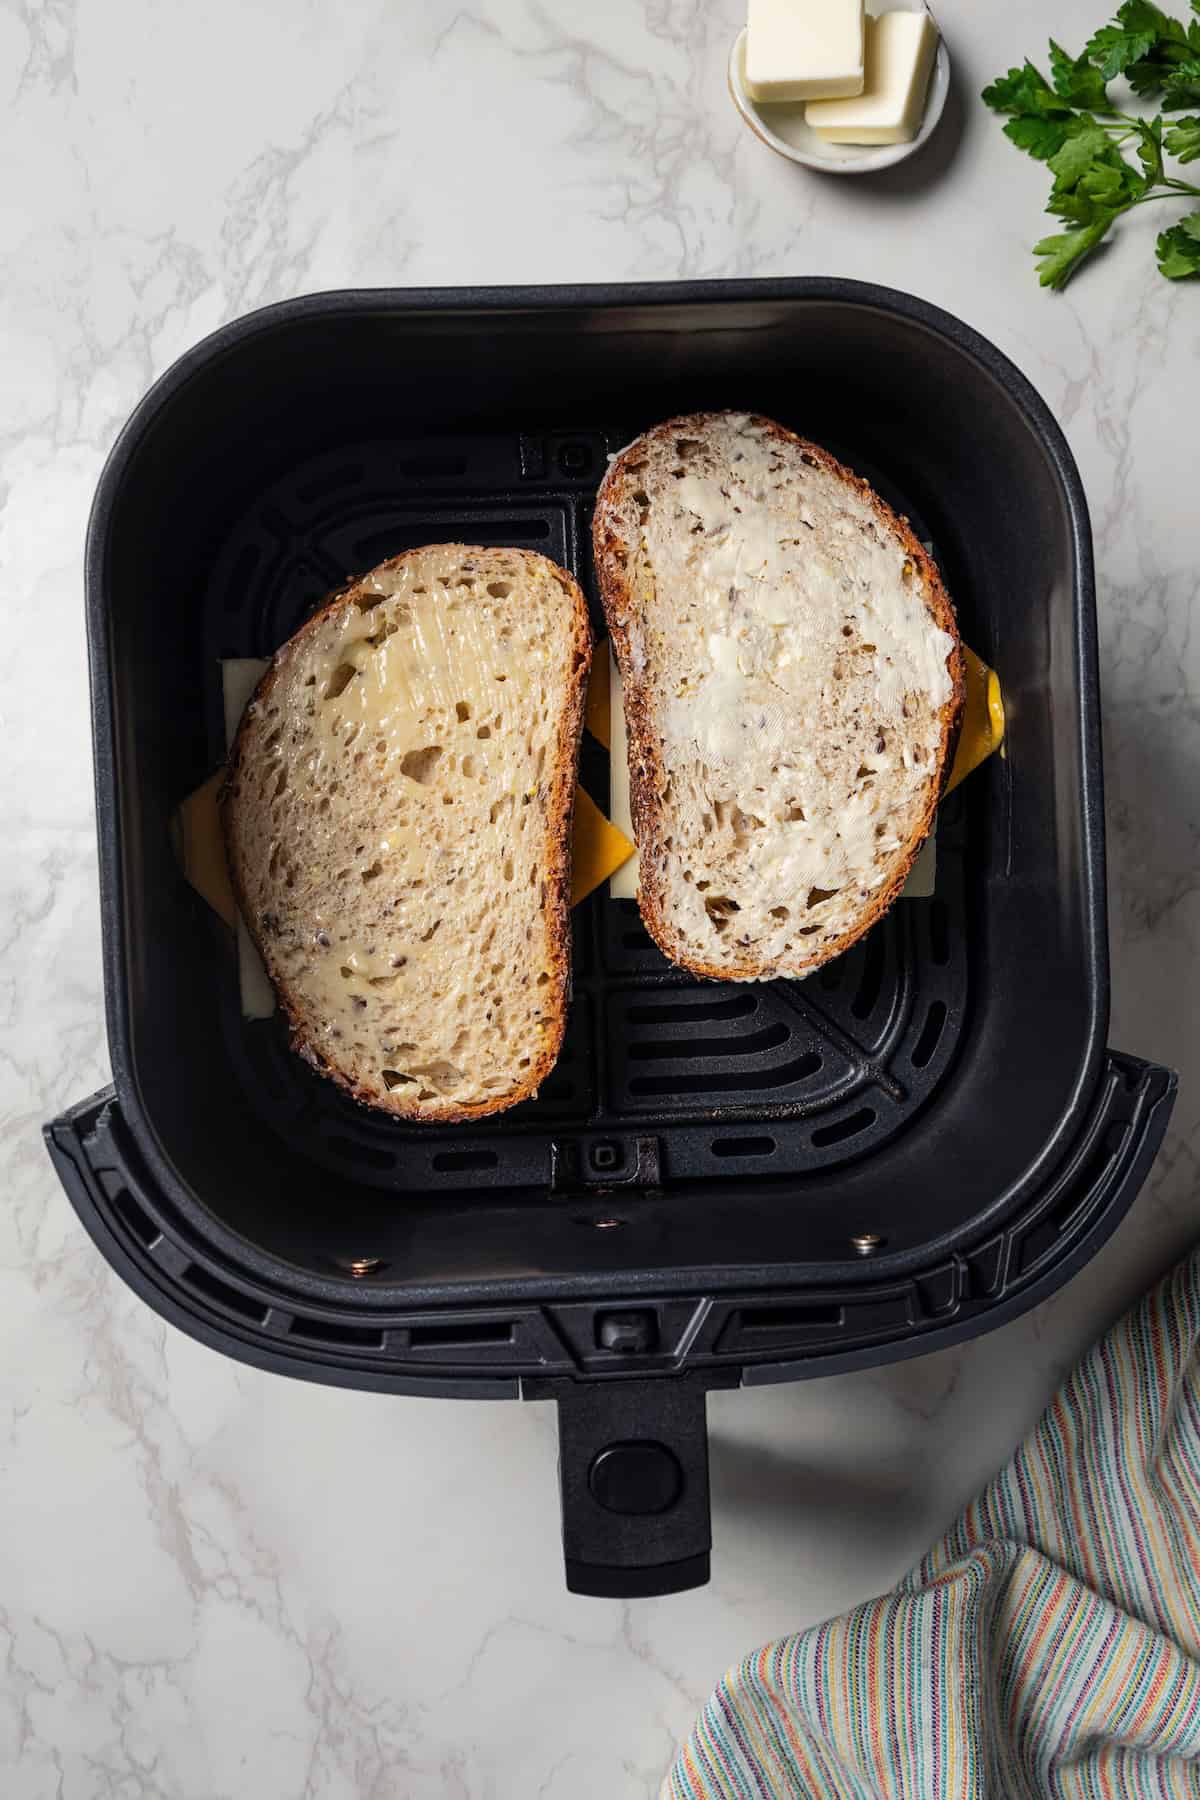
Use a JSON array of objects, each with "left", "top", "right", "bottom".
[{"left": 588, "top": 1441, "right": 683, "bottom": 1516}]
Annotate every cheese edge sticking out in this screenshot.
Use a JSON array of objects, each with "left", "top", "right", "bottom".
[
  {"left": 901, "top": 826, "right": 936, "bottom": 899},
  {"left": 585, "top": 647, "right": 611, "bottom": 746},
  {"left": 745, "top": 0, "right": 865, "bottom": 104},
  {"left": 805, "top": 9, "right": 938, "bottom": 144},
  {"left": 179, "top": 771, "right": 236, "bottom": 928},
  {"left": 572, "top": 787, "right": 636, "bottom": 906}
]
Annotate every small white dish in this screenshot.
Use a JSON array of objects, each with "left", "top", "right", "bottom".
[{"left": 728, "top": 9, "right": 950, "bottom": 175}]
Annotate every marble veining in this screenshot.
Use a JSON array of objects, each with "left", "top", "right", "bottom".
[{"left": 3, "top": 0, "right": 1198, "bottom": 1793}]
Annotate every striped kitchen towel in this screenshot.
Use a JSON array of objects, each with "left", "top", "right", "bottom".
[{"left": 666, "top": 1249, "right": 1200, "bottom": 1799}]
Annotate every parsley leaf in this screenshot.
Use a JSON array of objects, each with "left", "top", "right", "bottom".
[
  {"left": 1135, "top": 113, "right": 1166, "bottom": 177},
  {"left": 1162, "top": 57, "right": 1200, "bottom": 103},
  {"left": 1048, "top": 40, "right": 1113, "bottom": 108},
  {"left": 1047, "top": 172, "right": 1127, "bottom": 220},
  {"left": 982, "top": 62, "right": 1070, "bottom": 118},
  {"left": 1126, "top": 54, "right": 1174, "bottom": 93},
  {"left": 1157, "top": 210, "right": 1200, "bottom": 271},
  {"left": 1034, "top": 214, "right": 1119, "bottom": 287},
  {"left": 1048, "top": 120, "right": 1118, "bottom": 182},
  {"left": 1087, "top": 27, "right": 1154, "bottom": 80},
  {"left": 1004, "top": 114, "right": 1078, "bottom": 160},
  {"left": 1165, "top": 112, "right": 1200, "bottom": 156},
  {"left": 984, "top": 61, "right": 1089, "bottom": 162}
]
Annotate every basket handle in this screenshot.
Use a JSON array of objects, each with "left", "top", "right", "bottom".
[{"left": 534, "top": 1371, "right": 738, "bottom": 1598}]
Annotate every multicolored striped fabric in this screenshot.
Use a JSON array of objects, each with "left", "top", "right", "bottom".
[{"left": 667, "top": 1251, "right": 1200, "bottom": 1799}]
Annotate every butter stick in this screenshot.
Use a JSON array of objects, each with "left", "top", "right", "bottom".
[
  {"left": 806, "top": 10, "right": 937, "bottom": 144},
  {"left": 745, "top": 0, "right": 865, "bottom": 103}
]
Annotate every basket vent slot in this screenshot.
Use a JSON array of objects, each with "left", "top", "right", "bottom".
[
  {"left": 407, "top": 1319, "right": 513, "bottom": 1349},
  {"left": 630, "top": 1023, "right": 788, "bottom": 1063},
  {"left": 850, "top": 932, "right": 886, "bottom": 1019},
  {"left": 111, "top": 1188, "right": 161, "bottom": 1250},
  {"left": 432, "top": 1150, "right": 499, "bottom": 1174},
  {"left": 811, "top": 1106, "right": 876, "bottom": 1148},
  {"left": 738, "top": 1303, "right": 843, "bottom": 1333},
  {"left": 185, "top": 1264, "right": 269, "bottom": 1325},
  {"left": 628, "top": 995, "right": 757, "bottom": 1027},
  {"left": 631, "top": 1050, "right": 821, "bottom": 1099},
  {"left": 1050, "top": 1121, "right": 1130, "bottom": 1233},
  {"left": 711, "top": 1135, "right": 777, "bottom": 1159},
  {"left": 290, "top": 1316, "right": 386, "bottom": 1349},
  {"left": 911, "top": 1000, "right": 948, "bottom": 1069}
]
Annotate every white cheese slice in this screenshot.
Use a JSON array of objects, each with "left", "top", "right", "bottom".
[
  {"left": 806, "top": 9, "right": 938, "bottom": 143},
  {"left": 745, "top": 0, "right": 865, "bottom": 103},
  {"left": 902, "top": 828, "right": 936, "bottom": 899}
]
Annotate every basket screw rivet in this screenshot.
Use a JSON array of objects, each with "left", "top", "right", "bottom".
[
  {"left": 341, "top": 1256, "right": 385, "bottom": 1277},
  {"left": 593, "top": 1218, "right": 624, "bottom": 1231},
  {"left": 851, "top": 1233, "right": 885, "bottom": 1256}
]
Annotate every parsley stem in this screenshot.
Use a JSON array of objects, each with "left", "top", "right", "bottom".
[{"left": 1129, "top": 184, "right": 1200, "bottom": 205}]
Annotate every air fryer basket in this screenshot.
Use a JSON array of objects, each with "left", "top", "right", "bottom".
[{"left": 48, "top": 281, "right": 1176, "bottom": 1596}]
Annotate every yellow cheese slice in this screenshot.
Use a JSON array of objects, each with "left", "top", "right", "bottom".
[
  {"left": 179, "top": 770, "right": 236, "bottom": 929},
  {"left": 571, "top": 787, "right": 635, "bottom": 906},
  {"left": 947, "top": 646, "right": 1006, "bottom": 792}
]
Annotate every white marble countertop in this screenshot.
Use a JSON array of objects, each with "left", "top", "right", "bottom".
[{"left": 3, "top": 0, "right": 1198, "bottom": 1793}]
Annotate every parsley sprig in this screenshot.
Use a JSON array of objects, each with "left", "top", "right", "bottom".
[{"left": 983, "top": 1, "right": 1200, "bottom": 287}]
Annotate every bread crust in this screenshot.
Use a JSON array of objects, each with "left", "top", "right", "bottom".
[
  {"left": 221, "top": 545, "right": 592, "bottom": 1121},
  {"left": 593, "top": 413, "right": 964, "bottom": 981}
]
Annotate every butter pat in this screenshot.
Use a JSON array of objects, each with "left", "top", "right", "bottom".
[
  {"left": 745, "top": 0, "right": 864, "bottom": 103},
  {"left": 806, "top": 10, "right": 937, "bottom": 143}
]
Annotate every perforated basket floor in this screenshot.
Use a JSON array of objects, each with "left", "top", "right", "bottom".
[{"left": 201, "top": 429, "right": 968, "bottom": 1195}]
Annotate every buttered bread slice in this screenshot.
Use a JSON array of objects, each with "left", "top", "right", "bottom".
[
  {"left": 593, "top": 412, "right": 963, "bottom": 981},
  {"left": 222, "top": 545, "right": 592, "bottom": 1120}
]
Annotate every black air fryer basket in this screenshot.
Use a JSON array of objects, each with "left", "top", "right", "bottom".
[{"left": 47, "top": 281, "right": 1176, "bottom": 1597}]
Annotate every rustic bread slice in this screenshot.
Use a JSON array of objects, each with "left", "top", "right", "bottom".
[
  {"left": 593, "top": 412, "right": 964, "bottom": 981},
  {"left": 221, "top": 545, "right": 592, "bottom": 1121}
]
